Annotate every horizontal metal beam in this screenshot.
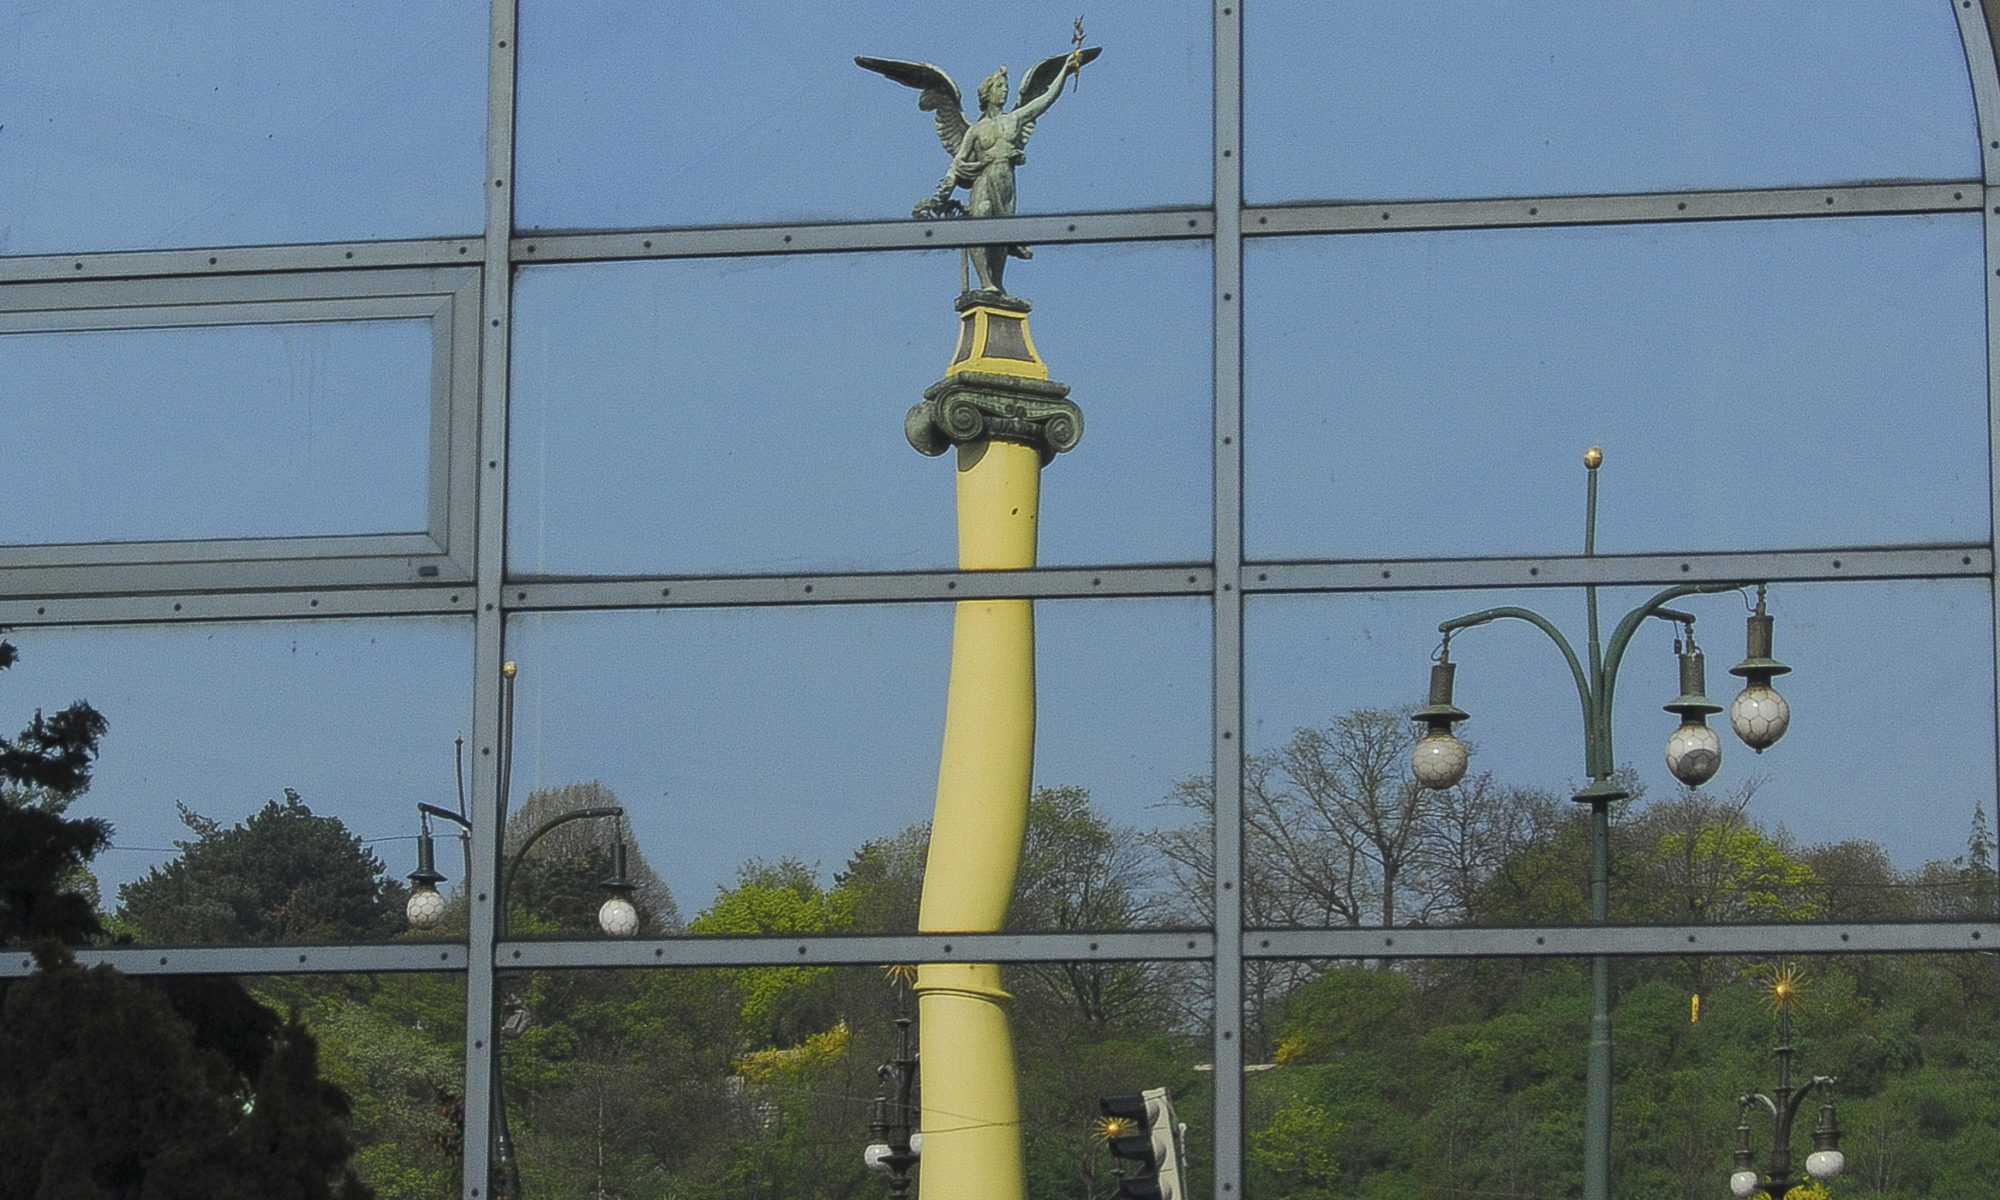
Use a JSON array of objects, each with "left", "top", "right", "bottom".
[
  {"left": 0, "top": 941, "right": 469, "bottom": 977},
  {"left": 26, "top": 920, "right": 1989, "bottom": 977},
  {"left": 511, "top": 209, "right": 1214, "bottom": 264},
  {"left": 1246, "top": 181, "right": 1979, "bottom": 239},
  {"left": 0, "top": 184, "right": 1966, "bottom": 287},
  {"left": 1253, "top": 920, "right": 2000, "bottom": 959},
  {"left": 506, "top": 566, "right": 1215, "bottom": 610},
  {"left": 499, "top": 930, "right": 1215, "bottom": 969},
  {"left": 0, "top": 265, "right": 479, "bottom": 311},
  {"left": 0, "top": 238, "right": 487, "bottom": 285},
  {"left": 1251, "top": 546, "right": 1991, "bottom": 594},
  {"left": 2, "top": 546, "right": 1972, "bottom": 622},
  {"left": 0, "top": 581, "right": 477, "bottom": 626}
]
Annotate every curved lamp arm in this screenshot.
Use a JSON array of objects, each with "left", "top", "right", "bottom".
[
  {"left": 1439, "top": 606, "right": 1593, "bottom": 768},
  {"left": 498, "top": 805, "right": 626, "bottom": 937},
  {"left": 1597, "top": 582, "right": 1747, "bottom": 772},
  {"left": 1783, "top": 1074, "right": 1838, "bottom": 1127},
  {"left": 418, "top": 802, "right": 473, "bottom": 832}
]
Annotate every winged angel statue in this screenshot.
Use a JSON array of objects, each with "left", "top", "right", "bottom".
[{"left": 857, "top": 42, "right": 1101, "bottom": 298}]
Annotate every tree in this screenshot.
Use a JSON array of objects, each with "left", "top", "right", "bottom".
[
  {"left": 1620, "top": 784, "right": 1822, "bottom": 926},
  {"left": 0, "top": 946, "right": 374, "bottom": 1199},
  {"left": 1908, "top": 805, "right": 2000, "bottom": 918},
  {"left": 1800, "top": 837, "right": 1912, "bottom": 920},
  {"left": 1411, "top": 772, "right": 1565, "bottom": 926},
  {"left": 831, "top": 819, "right": 929, "bottom": 932},
  {"left": 1008, "top": 785, "right": 1167, "bottom": 1027},
  {"left": 118, "top": 789, "right": 405, "bottom": 944},
  {"left": 0, "top": 635, "right": 110, "bottom": 945}
]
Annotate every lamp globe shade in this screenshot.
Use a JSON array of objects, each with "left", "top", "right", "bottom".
[
  {"left": 1412, "top": 731, "right": 1470, "bottom": 790},
  {"left": 1729, "top": 1169, "right": 1761, "bottom": 1198},
  {"left": 1665, "top": 721, "right": 1722, "bottom": 786},
  {"left": 1730, "top": 685, "right": 1790, "bottom": 752},
  {"left": 1806, "top": 1149, "right": 1844, "bottom": 1180},
  {"left": 407, "top": 885, "right": 448, "bottom": 931},
  {"left": 1728, "top": 595, "right": 1792, "bottom": 752},
  {"left": 598, "top": 895, "right": 640, "bottom": 937}
]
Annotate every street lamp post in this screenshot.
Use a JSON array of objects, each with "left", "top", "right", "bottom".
[
  {"left": 401, "top": 662, "right": 640, "bottom": 1200},
  {"left": 1729, "top": 967, "right": 1843, "bottom": 1198},
  {"left": 1411, "top": 448, "right": 1792, "bottom": 1200},
  {"left": 863, "top": 1016, "right": 921, "bottom": 1198}
]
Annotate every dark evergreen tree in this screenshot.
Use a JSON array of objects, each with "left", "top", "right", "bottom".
[
  {"left": 117, "top": 789, "right": 405, "bottom": 944},
  {"left": 0, "top": 945, "right": 372, "bottom": 1199},
  {"left": 0, "top": 636, "right": 110, "bottom": 945},
  {"left": 0, "top": 639, "right": 375, "bottom": 1196}
]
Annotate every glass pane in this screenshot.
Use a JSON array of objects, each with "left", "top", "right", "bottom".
[
  {"left": 1245, "top": 215, "right": 1987, "bottom": 561},
  {"left": 0, "top": 319, "right": 434, "bottom": 544},
  {"left": 509, "top": 244, "right": 1212, "bottom": 576},
  {"left": 1245, "top": 2, "right": 1980, "bottom": 203},
  {"left": 1247, "top": 954, "right": 1999, "bottom": 1199},
  {"left": 0, "top": 3, "right": 487, "bottom": 254},
  {"left": 1240, "top": 581, "right": 1995, "bottom": 927},
  {"left": 502, "top": 964, "right": 1213, "bottom": 1198},
  {"left": 253, "top": 973, "right": 468, "bottom": 1200},
  {"left": 504, "top": 598, "right": 1211, "bottom": 931},
  {"left": 0, "top": 619, "right": 474, "bottom": 944},
  {"left": 515, "top": 0, "right": 1212, "bottom": 230}
]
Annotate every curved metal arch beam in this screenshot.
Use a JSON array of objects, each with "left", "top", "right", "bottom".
[{"left": 1964, "top": 5, "right": 2000, "bottom": 895}]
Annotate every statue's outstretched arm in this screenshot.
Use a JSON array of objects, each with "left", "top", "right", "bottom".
[{"left": 1012, "top": 46, "right": 1099, "bottom": 131}]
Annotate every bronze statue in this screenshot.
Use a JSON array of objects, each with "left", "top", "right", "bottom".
[{"left": 857, "top": 39, "right": 1101, "bottom": 298}]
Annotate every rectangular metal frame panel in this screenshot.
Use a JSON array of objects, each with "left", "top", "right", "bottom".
[
  {"left": 0, "top": 269, "right": 482, "bottom": 595},
  {"left": 0, "top": 7, "right": 1993, "bottom": 1197}
]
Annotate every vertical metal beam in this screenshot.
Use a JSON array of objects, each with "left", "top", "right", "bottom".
[
  {"left": 1211, "top": 4, "right": 1247, "bottom": 1199},
  {"left": 1966, "top": 3, "right": 2000, "bottom": 934},
  {"left": 462, "top": 2, "right": 519, "bottom": 1197}
]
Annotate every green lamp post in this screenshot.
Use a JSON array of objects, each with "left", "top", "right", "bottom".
[
  {"left": 1412, "top": 448, "right": 1793, "bottom": 1200},
  {"left": 1729, "top": 966, "right": 1843, "bottom": 1198}
]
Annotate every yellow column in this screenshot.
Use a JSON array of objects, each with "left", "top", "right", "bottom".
[
  {"left": 915, "top": 436, "right": 1040, "bottom": 1200},
  {"left": 906, "top": 297, "right": 1079, "bottom": 1199}
]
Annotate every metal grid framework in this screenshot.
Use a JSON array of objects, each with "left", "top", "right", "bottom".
[{"left": 2, "top": 5, "right": 1998, "bottom": 1197}]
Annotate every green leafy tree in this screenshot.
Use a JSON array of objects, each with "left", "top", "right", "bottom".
[
  {"left": 831, "top": 819, "right": 929, "bottom": 932},
  {"left": 256, "top": 975, "right": 467, "bottom": 1200},
  {"left": 117, "top": 789, "right": 404, "bottom": 944}
]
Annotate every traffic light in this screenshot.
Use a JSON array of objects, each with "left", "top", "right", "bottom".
[{"left": 1099, "top": 1087, "right": 1186, "bottom": 1200}]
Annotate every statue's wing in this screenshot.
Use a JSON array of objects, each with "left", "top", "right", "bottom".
[
  {"left": 855, "top": 56, "right": 969, "bottom": 155},
  {"left": 1014, "top": 45, "right": 1102, "bottom": 141}
]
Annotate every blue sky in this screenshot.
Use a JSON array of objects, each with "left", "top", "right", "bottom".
[{"left": 1, "top": 2, "right": 1993, "bottom": 926}]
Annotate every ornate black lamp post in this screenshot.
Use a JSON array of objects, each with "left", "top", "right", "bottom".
[
  {"left": 401, "top": 662, "right": 640, "bottom": 1199},
  {"left": 1411, "top": 448, "right": 1793, "bottom": 1200},
  {"left": 1730, "top": 967, "right": 1843, "bottom": 1198},
  {"left": 863, "top": 1016, "right": 921, "bottom": 1197}
]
